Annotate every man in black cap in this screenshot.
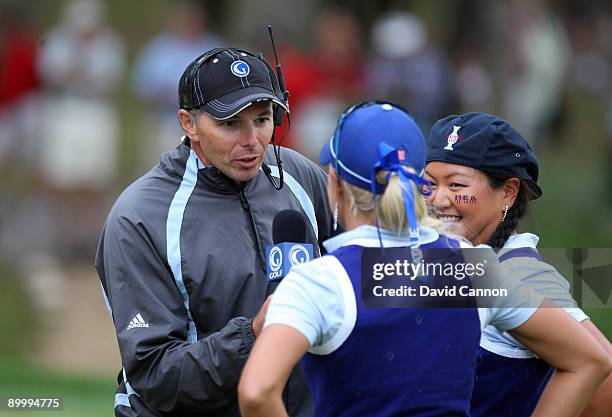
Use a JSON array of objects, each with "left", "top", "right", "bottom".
[{"left": 95, "top": 48, "right": 333, "bottom": 417}]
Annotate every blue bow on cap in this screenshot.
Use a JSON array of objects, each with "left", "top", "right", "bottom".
[{"left": 370, "top": 143, "right": 432, "bottom": 248}]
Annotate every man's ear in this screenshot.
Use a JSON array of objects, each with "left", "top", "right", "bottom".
[
  {"left": 178, "top": 109, "right": 199, "bottom": 143},
  {"left": 504, "top": 177, "right": 520, "bottom": 207}
]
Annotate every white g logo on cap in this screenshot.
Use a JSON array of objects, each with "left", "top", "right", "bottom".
[
  {"left": 289, "top": 245, "right": 310, "bottom": 266},
  {"left": 231, "top": 60, "right": 250, "bottom": 77},
  {"left": 268, "top": 247, "right": 282, "bottom": 272}
]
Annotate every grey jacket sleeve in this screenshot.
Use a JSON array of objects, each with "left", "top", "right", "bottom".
[{"left": 97, "top": 210, "right": 256, "bottom": 414}]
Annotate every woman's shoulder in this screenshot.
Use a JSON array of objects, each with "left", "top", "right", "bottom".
[
  {"left": 422, "top": 228, "right": 472, "bottom": 249},
  {"left": 290, "top": 253, "right": 349, "bottom": 281}
]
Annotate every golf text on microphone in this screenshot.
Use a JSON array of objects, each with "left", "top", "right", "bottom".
[{"left": 266, "top": 243, "right": 314, "bottom": 281}]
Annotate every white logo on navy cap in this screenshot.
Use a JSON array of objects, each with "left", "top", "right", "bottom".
[
  {"left": 230, "top": 60, "right": 250, "bottom": 77},
  {"left": 444, "top": 125, "right": 461, "bottom": 151}
]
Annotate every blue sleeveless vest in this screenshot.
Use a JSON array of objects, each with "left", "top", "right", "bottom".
[
  {"left": 471, "top": 247, "right": 553, "bottom": 417},
  {"left": 301, "top": 236, "right": 482, "bottom": 417}
]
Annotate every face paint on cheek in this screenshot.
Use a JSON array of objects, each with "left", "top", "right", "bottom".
[{"left": 454, "top": 195, "right": 478, "bottom": 204}]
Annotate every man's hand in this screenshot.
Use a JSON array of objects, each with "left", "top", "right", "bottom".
[{"left": 252, "top": 296, "right": 272, "bottom": 337}]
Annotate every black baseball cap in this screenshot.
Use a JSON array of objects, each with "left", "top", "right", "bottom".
[
  {"left": 178, "top": 48, "right": 288, "bottom": 119},
  {"left": 427, "top": 112, "right": 542, "bottom": 199}
]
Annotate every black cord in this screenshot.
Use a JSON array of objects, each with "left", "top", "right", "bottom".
[
  {"left": 261, "top": 161, "right": 279, "bottom": 189},
  {"left": 277, "top": 113, "right": 291, "bottom": 147},
  {"left": 263, "top": 113, "right": 291, "bottom": 190}
]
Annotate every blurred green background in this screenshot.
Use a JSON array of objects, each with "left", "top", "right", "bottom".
[{"left": 0, "top": 0, "right": 610, "bottom": 416}]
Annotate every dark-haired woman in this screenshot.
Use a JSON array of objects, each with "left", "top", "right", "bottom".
[{"left": 425, "top": 112, "right": 612, "bottom": 417}]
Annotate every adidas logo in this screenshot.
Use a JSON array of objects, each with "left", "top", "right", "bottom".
[{"left": 127, "top": 313, "right": 149, "bottom": 330}]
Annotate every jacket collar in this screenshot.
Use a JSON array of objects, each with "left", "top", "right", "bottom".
[
  {"left": 323, "top": 225, "right": 440, "bottom": 253},
  {"left": 503, "top": 232, "right": 539, "bottom": 248}
]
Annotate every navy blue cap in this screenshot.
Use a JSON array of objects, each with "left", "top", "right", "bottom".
[
  {"left": 320, "top": 102, "right": 426, "bottom": 191},
  {"left": 427, "top": 112, "right": 542, "bottom": 199}
]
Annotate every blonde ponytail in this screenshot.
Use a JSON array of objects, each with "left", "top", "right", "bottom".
[{"left": 341, "top": 170, "right": 443, "bottom": 235}]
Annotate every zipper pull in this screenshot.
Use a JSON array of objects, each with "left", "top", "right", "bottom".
[{"left": 238, "top": 190, "right": 250, "bottom": 210}]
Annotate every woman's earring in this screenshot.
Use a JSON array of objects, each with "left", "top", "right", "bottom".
[
  {"left": 333, "top": 202, "right": 339, "bottom": 231},
  {"left": 501, "top": 204, "right": 509, "bottom": 223}
]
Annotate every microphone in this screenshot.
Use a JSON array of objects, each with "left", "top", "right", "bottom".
[{"left": 266, "top": 209, "right": 314, "bottom": 284}]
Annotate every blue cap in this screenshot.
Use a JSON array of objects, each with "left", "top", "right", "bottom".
[
  {"left": 427, "top": 112, "right": 542, "bottom": 199},
  {"left": 320, "top": 102, "right": 427, "bottom": 191}
]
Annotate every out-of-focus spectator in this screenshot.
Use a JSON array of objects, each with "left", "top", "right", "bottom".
[
  {"left": 37, "top": 0, "right": 125, "bottom": 191},
  {"left": 445, "top": 0, "right": 495, "bottom": 113},
  {"left": 29, "top": 0, "right": 126, "bottom": 262},
  {"left": 0, "top": 2, "right": 45, "bottom": 266},
  {"left": 501, "top": 0, "right": 571, "bottom": 145},
  {"left": 453, "top": 47, "right": 493, "bottom": 112},
  {"left": 131, "top": 0, "right": 225, "bottom": 163},
  {"left": 310, "top": 6, "right": 365, "bottom": 100},
  {"left": 366, "top": 11, "right": 454, "bottom": 133},
  {"left": 0, "top": 2, "right": 40, "bottom": 170},
  {"left": 292, "top": 6, "right": 366, "bottom": 162},
  {"left": 563, "top": 2, "right": 612, "bottom": 98}
]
